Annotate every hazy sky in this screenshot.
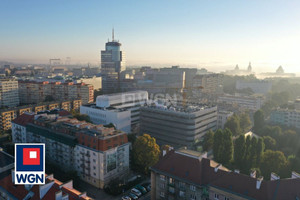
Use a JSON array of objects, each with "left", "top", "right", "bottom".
[{"left": 1, "top": 0, "right": 300, "bottom": 73}]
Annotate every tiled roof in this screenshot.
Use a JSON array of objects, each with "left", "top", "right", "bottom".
[
  {"left": 12, "top": 113, "right": 34, "bottom": 126},
  {"left": 0, "top": 173, "right": 93, "bottom": 200},
  {"left": 151, "top": 150, "right": 300, "bottom": 200}
]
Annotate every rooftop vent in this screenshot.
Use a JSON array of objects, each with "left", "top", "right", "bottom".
[{"left": 256, "top": 177, "right": 263, "bottom": 190}]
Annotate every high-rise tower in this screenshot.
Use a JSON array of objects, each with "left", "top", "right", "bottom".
[{"left": 101, "top": 29, "right": 126, "bottom": 94}]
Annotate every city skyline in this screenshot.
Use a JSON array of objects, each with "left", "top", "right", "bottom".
[{"left": 1, "top": 0, "right": 300, "bottom": 73}]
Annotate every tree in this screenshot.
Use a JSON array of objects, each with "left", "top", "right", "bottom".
[
  {"left": 213, "top": 129, "right": 233, "bottom": 165},
  {"left": 239, "top": 113, "right": 252, "bottom": 132},
  {"left": 253, "top": 110, "right": 265, "bottom": 133},
  {"left": 222, "top": 129, "right": 234, "bottom": 164},
  {"left": 260, "top": 150, "right": 287, "bottom": 180},
  {"left": 256, "top": 138, "right": 264, "bottom": 165},
  {"left": 203, "top": 130, "right": 214, "bottom": 151},
  {"left": 213, "top": 130, "right": 223, "bottom": 163},
  {"left": 224, "top": 115, "right": 241, "bottom": 136},
  {"left": 133, "top": 134, "right": 160, "bottom": 174},
  {"left": 234, "top": 135, "right": 246, "bottom": 170},
  {"left": 263, "top": 136, "right": 276, "bottom": 151}
]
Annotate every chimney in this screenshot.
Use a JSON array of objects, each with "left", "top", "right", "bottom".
[
  {"left": 271, "top": 172, "right": 280, "bottom": 181},
  {"left": 215, "top": 164, "right": 222, "bottom": 173},
  {"left": 250, "top": 170, "right": 256, "bottom": 178},
  {"left": 291, "top": 171, "right": 300, "bottom": 179},
  {"left": 256, "top": 177, "right": 263, "bottom": 190},
  {"left": 163, "top": 150, "right": 166, "bottom": 157},
  {"left": 234, "top": 169, "right": 240, "bottom": 174}
]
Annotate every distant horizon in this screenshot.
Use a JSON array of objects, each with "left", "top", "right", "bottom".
[{"left": 1, "top": 0, "right": 300, "bottom": 74}]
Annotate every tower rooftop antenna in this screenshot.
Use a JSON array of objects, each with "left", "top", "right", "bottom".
[{"left": 112, "top": 28, "right": 114, "bottom": 41}]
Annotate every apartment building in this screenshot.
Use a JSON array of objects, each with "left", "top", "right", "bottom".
[
  {"left": 0, "top": 99, "right": 81, "bottom": 131},
  {"left": 236, "top": 80, "right": 272, "bottom": 95},
  {"left": 192, "top": 73, "right": 223, "bottom": 94},
  {"left": 151, "top": 149, "right": 300, "bottom": 200},
  {"left": 0, "top": 171, "right": 93, "bottom": 200},
  {"left": 19, "top": 80, "right": 94, "bottom": 104},
  {"left": 218, "top": 94, "right": 264, "bottom": 112},
  {"left": 12, "top": 114, "right": 130, "bottom": 188},
  {"left": 270, "top": 109, "right": 300, "bottom": 129},
  {"left": 0, "top": 78, "right": 19, "bottom": 108},
  {"left": 81, "top": 90, "right": 148, "bottom": 133},
  {"left": 140, "top": 101, "right": 217, "bottom": 148},
  {"left": 217, "top": 110, "right": 233, "bottom": 129}
]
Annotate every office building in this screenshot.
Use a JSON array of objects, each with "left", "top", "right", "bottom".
[
  {"left": 0, "top": 171, "right": 93, "bottom": 200},
  {"left": 0, "top": 79, "right": 19, "bottom": 108},
  {"left": 101, "top": 30, "right": 126, "bottom": 94},
  {"left": 12, "top": 114, "right": 130, "bottom": 188},
  {"left": 140, "top": 101, "right": 217, "bottom": 148},
  {"left": 19, "top": 81, "right": 94, "bottom": 104},
  {"left": 81, "top": 91, "right": 148, "bottom": 133},
  {"left": 150, "top": 149, "right": 300, "bottom": 200},
  {"left": 75, "top": 76, "right": 102, "bottom": 90}
]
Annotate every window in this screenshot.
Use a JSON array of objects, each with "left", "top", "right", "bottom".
[
  {"left": 160, "top": 175, "right": 166, "bottom": 181},
  {"left": 179, "top": 182, "right": 185, "bottom": 189},
  {"left": 160, "top": 192, "right": 165, "bottom": 198},
  {"left": 169, "top": 177, "right": 174, "bottom": 184},
  {"left": 190, "top": 185, "right": 196, "bottom": 191},
  {"left": 225, "top": 197, "right": 229, "bottom": 200},
  {"left": 179, "top": 191, "right": 185, "bottom": 197},
  {"left": 214, "top": 193, "right": 219, "bottom": 200},
  {"left": 159, "top": 183, "right": 165, "bottom": 189},
  {"left": 169, "top": 186, "right": 175, "bottom": 194},
  {"left": 190, "top": 194, "right": 196, "bottom": 200}
]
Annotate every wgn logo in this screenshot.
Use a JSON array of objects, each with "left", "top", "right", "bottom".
[{"left": 15, "top": 144, "right": 45, "bottom": 184}]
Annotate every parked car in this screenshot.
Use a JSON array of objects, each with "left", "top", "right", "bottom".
[
  {"left": 128, "top": 192, "right": 139, "bottom": 200},
  {"left": 122, "top": 196, "right": 131, "bottom": 200},
  {"left": 131, "top": 188, "right": 142, "bottom": 197},
  {"left": 135, "top": 185, "right": 147, "bottom": 194},
  {"left": 141, "top": 183, "right": 151, "bottom": 192}
]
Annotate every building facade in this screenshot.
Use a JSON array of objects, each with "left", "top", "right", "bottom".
[
  {"left": 217, "top": 110, "right": 233, "bottom": 129},
  {"left": 81, "top": 90, "right": 148, "bottom": 133},
  {"left": 19, "top": 81, "right": 94, "bottom": 104},
  {"left": 0, "top": 79, "right": 19, "bottom": 108},
  {"left": 140, "top": 102, "right": 217, "bottom": 148},
  {"left": 11, "top": 114, "right": 130, "bottom": 188},
  {"left": 236, "top": 80, "right": 272, "bottom": 95},
  {"left": 218, "top": 95, "right": 264, "bottom": 112},
  {"left": 270, "top": 108, "right": 300, "bottom": 129},
  {"left": 101, "top": 30, "right": 126, "bottom": 94},
  {"left": 151, "top": 149, "right": 300, "bottom": 200},
  {"left": 192, "top": 73, "right": 223, "bottom": 94},
  {"left": 0, "top": 99, "right": 81, "bottom": 131}
]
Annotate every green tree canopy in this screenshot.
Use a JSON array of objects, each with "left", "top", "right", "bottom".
[
  {"left": 253, "top": 109, "right": 265, "bottom": 133},
  {"left": 133, "top": 134, "right": 160, "bottom": 174},
  {"left": 263, "top": 136, "right": 276, "bottom": 151},
  {"left": 239, "top": 113, "right": 252, "bottom": 132},
  {"left": 203, "top": 130, "right": 214, "bottom": 151},
  {"left": 260, "top": 150, "right": 287, "bottom": 180},
  {"left": 224, "top": 115, "right": 241, "bottom": 136}
]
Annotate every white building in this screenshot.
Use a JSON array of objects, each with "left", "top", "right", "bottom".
[
  {"left": 81, "top": 90, "right": 148, "bottom": 133},
  {"left": 218, "top": 95, "right": 264, "bottom": 111},
  {"left": 236, "top": 80, "right": 272, "bottom": 95},
  {"left": 217, "top": 110, "right": 233, "bottom": 129},
  {"left": 0, "top": 79, "right": 19, "bottom": 108}
]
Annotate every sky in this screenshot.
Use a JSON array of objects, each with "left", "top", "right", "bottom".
[{"left": 1, "top": 0, "right": 300, "bottom": 73}]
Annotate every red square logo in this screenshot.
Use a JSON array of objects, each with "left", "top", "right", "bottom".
[{"left": 23, "top": 148, "right": 40, "bottom": 165}]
